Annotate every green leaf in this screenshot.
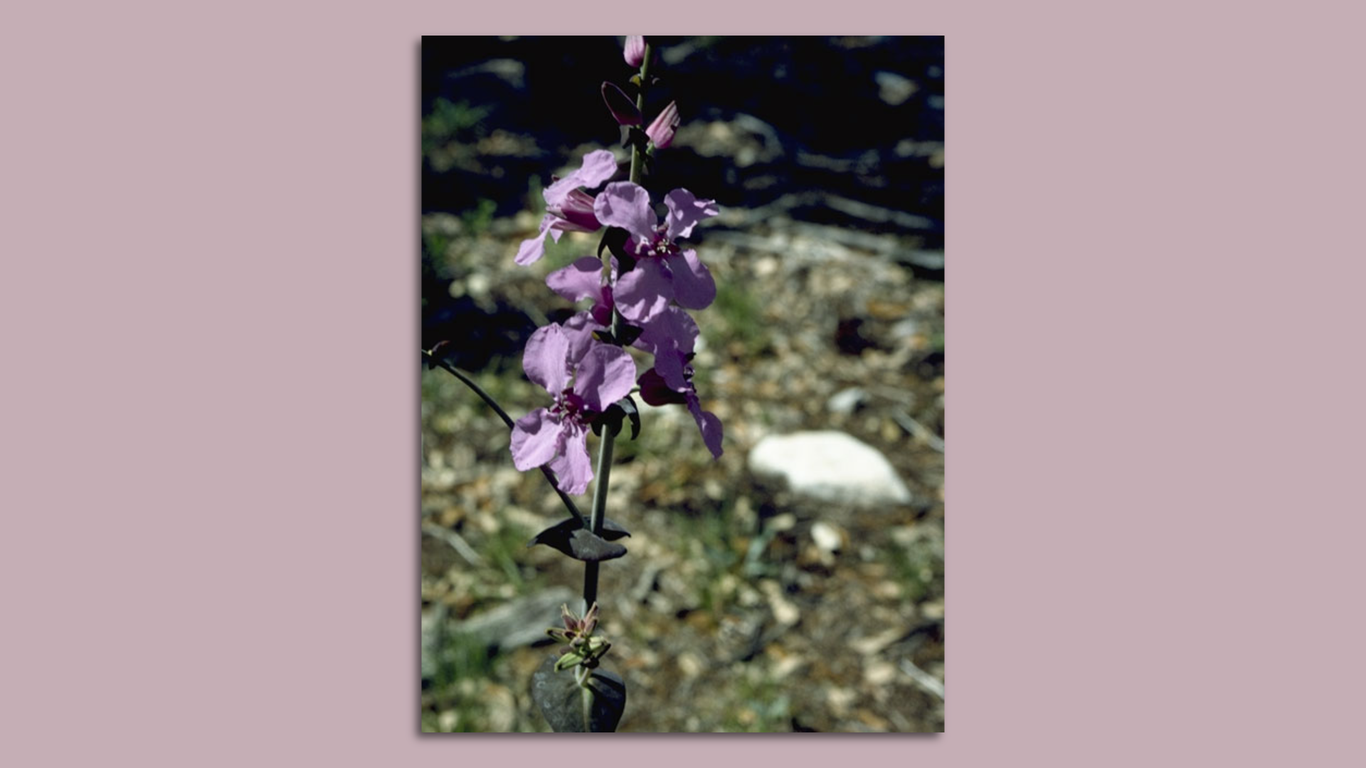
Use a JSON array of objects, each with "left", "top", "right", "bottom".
[{"left": 554, "top": 649, "right": 587, "bottom": 672}]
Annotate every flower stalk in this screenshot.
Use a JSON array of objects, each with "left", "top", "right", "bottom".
[{"left": 582, "top": 41, "right": 652, "bottom": 613}]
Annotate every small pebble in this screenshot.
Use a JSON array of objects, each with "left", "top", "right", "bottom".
[{"left": 811, "top": 521, "right": 843, "bottom": 554}]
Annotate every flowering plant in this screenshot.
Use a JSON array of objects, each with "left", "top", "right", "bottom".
[{"left": 423, "top": 36, "right": 721, "bottom": 732}]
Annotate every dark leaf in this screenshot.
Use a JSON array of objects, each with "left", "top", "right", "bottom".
[
  {"left": 599, "top": 518, "right": 631, "bottom": 541},
  {"left": 619, "top": 395, "right": 641, "bottom": 440},
  {"left": 589, "top": 397, "right": 638, "bottom": 439},
  {"left": 613, "top": 322, "right": 644, "bottom": 347},
  {"left": 532, "top": 656, "right": 627, "bottom": 732},
  {"left": 589, "top": 406, "right": 619, "bottom": 438},
  {"left": 589, "top": 322, "right": 643, "bottom": 349},
  {"left": 528, "top": 517, "right": 630, "bottom": 562},
  {"left": 598, "top": 227, "right": 635, "bottom": 273}
]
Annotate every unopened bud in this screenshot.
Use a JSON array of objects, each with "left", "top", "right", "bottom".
[
  {"left": 623, "top": 36, "right": 645, "bottom": 68},
  {"left": 601, "top": 82, "right": 643, "bottom": 127},
  {"left": 645, "top": 101, "right": 680, "bottom": 150}
]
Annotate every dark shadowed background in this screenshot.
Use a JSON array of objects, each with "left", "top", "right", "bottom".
[{"left": 421, "top": 35, "right": 944, "bottom": 732}]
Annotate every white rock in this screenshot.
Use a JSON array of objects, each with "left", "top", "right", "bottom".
[{"left": 749, "top": 431, "right": 912, "bottom": 508}]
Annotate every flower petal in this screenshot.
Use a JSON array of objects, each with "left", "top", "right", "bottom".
[
  {"left": 522, "top": 324, "right": 570, "bottom": 393},
  {"left": 665, "top": 249, "right": 717, "bottom": 310},
  {"left": 635, "top": 306, "right": 697, "bottom": 389},
  {"left": 510, "top": 408, "right": 563, "bottom": 470},
  {"left": 573, "top": 344, "right": 636, "bottom": 412},
  {"left": 514, "top": 216, "right": 555, "bottom": 266},
  {"left": 663, "top": 189, "right": 718, "bottom": 241},
  {"left": 613, "top": 259, "right": 672, "bottom": 322},
  {"left": 686, "top": 395, "right": 724, "bottom": 459},
  {"left": 544, "top": 150, "right": 619, "bottom": 208},
  {"left": 561, "top": 311, "right": 605, "bottom": 364},
  {"left": 548, "top": 424, "right": 593, "bottom": 495},
  {"left": 547, "top": 257, "right": 607, "bottom": 303},
  {"left": 593, "top": 181, "right": 657, "bottom": 245},
  {"left": 649, "top": 346, "right": 688, "bottom": 391}
]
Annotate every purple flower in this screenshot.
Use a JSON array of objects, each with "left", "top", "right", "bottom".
[
  {"left": 515, "top": 150, "right": 620, "bottom": 266},
  {"left": 633, "top": 307, "right": 723, "bottom": 459},
  {"left": 592, "top": 181, "right": 719, "bottom": 321},
  {"left": 645, "top": 100, "right": 680, "bottom": 149},
  {"left": 510, "top": 322, "right": 636, "bottom": 495},
  {"left": 623, "top": 36, "right": 645, "bottom": 68}
]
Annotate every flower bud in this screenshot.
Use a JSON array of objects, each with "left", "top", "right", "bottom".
[
  {"left": 645, "top": 100, "right": 680, "bottom": 150},
  {"left": 623, "top": 36, "right": 645, "bottom": 68},
  {"left": 600, "top": 82, "right": 643, "bottom": 126}
]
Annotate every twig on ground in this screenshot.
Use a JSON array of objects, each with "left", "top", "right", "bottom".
[
  {"left": 892, "top": 409, "right": 945, "bottom": 453},
  {"left": 899, "top": 658, "right": 945, "bottom": 701},
  {"left": 421, "top": 521, "right": 485, "bottom": 567}
]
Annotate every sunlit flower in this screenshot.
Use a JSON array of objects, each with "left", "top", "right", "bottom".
[
  {"left": 510, "top": 322, "right": 636, "bottom": 494},
  {"left": 592, "top": 181, "right": 719, "bottom": 321}
]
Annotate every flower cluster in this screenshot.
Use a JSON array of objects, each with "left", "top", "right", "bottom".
[{"left": 510, "top": 37, "right": 723, "bottom": 495}]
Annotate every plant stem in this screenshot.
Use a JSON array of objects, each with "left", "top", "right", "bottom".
[
  {"left": 628, "top": 43, "right": 651, "bottom": 185},
  {"left": 582, "top": 41, "right": 652, "bottom": 615},
  {"left": 423, "top": 352, "right": 586, "bottom": 526},
  {"left": 581, "top": 422, "right": 615, "bottom": 611}
]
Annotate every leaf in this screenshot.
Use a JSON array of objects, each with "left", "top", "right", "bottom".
[
  {"left": 527, "top": 517, "right": 630, "bottom": 562},
  {"left": 599, "top": 519, "right": 630, "bottom": 541},
  {"left": 554, "top": 649, "right": 587, "bottom": 672},
  {"left": 619, "top": 395, "right": 641, "bottom": 440},
  {"left": 532, "top": 656, "right": 627, "bottom": 732},
  {"left": 614, "top": 323, "right": 644, "bottom": 348},
  {"left": 598, "top": 227, "right": 636, "bottom": 273},
  {"left": 589, "top": 323, "right": 643, "bottom": 349},
  {"left": 589, "top": 395, "right": 643, "bottom": 441}
]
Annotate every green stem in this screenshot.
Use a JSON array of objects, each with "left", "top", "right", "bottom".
[
  {"left": 582, "top": 42, "right": 651, "bottom": 614},
  {"left": 629, "top": 43, "right": 651, "bottom": 185},
  {"left": 423, "top": 351, "right": 586, "bottom": 526},
  {"left": 581, "top": 422, "right": 615, "bottom": 611}
]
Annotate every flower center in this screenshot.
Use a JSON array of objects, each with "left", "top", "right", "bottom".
[
  {"left": 553, "top": 389, "right": 588, "bottom": 420},
  {"left": 648, "top": 225, "right": 678, "bottom": 258}
]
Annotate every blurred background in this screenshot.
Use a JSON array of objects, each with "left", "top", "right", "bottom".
[{"left": 421, "top": 36, "right": 944, "bottom": 732}]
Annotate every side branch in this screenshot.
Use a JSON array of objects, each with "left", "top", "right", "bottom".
[{"left": 423, "top": 350, "right": 586, "bottom": 526}]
